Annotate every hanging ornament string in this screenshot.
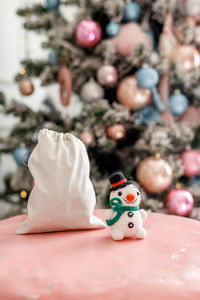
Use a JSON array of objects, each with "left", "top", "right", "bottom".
[
  {"left": 159, "top": 72, "right": 174, "bottom": 122},
  {"left": 19, "top": 0, "right": 30, "bottom": 74},
  {"left": 17, "top": 0, "right": 34, "bottom": 96},
  {"left": 24, "top": 0, "right": 30, "bottom": 61}
]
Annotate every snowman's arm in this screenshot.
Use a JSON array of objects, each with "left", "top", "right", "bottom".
[
  {"left": 104, "top": 209, "right": 114, "bottom": 220},
  {"left": 139, "top": 209, "right": 147, "bottom": 220}
]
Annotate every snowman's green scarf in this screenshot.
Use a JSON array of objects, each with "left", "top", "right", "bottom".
[{"left": 106, "top": 197, "right": 140, "bottom": 226}]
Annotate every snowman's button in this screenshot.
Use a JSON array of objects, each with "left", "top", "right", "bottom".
[
  {"left": 128, "top": 222, "right": 134, "bottom": 228},
  {"left": 128, "top": 212, "right": 134, "bottom": 217}
]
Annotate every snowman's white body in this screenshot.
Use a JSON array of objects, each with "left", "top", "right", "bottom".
[{"left": 105, "top": 183, "right": 147, "bottom": 240}]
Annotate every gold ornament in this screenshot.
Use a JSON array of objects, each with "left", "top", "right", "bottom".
[
  {"left": 20, "top": 190, "right": 28, "bottom": 199},
  {"left": 136, "top": 156, "right": 173, "bottom": 193},
  {"left": 19, "top": 78, "right": 34, "bottom": 96},
  {"left": 117, "top": 76, "right": 151, "bottom": 110},
  {"left": 107, "top": 124, "right": 126, "bottom": 141},
  {"left": 80, "top": 131, "right": 94, "bottom": 147},
  {"left": 172, "top": 45, "right": 200, "bottom": 72},
  {"left": 19, "top": 68, "right": 26, "bottom": 75}
]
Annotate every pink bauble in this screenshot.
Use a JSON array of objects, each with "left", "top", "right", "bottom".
[
  {"left": 76, "top": 20, "right": 102, "bottom": 48},
  {"left": 179, "top": 106, "right": 200, "bottom": 127},
  {"left": 80, "top": 131, "right": 94, "bottom": 147},
  {"left": 166, "top": 188, "right": 194, "bottom": 216},
  {"left": 107, "top": 124, "right": 126, "bottom": 141},
  {"left": 171, "top": 45, "right": 200, "bottom": 72},
  {"left": 181, "top": 149, "right": 200, "bottom": 177},
  {"left": 113, "top": 23, "right": 152, "bottom": 57},
  {"left": 97, "top": 65, "right": 118, "bottom": 87}
]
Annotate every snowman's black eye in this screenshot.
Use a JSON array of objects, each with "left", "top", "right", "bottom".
[
  {"left": 137, "top": 191, "right": 140, "bottom": 196},
  {"left": 118, "top": 191, "right": 122, "bottom": 196}
]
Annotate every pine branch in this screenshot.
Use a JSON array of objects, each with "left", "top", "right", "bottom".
[
  {"left": 17, "top": 4, "right": 47, "bottom": 17},
  {"left": 15, "top": 60, "right": 49, "bottom": 81}
]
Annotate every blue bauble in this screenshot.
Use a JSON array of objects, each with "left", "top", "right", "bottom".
[
  {"left": 46, "top": 0, "right": 60, "bottom": 10},
  {"left": 169, "top": 92, "right": 189, "bottom": 116},
  {"left": 106, "top": 22, "right": 120, "bottom": 37},
  {"left": 136, "top": 67, "right": 159, "bottom": 89},
  {"left": 135, "top": 105, "right": 161, "bottom": 125},
  {"left": 13, "top": 146, "right": 30, "bottom": 167},
  {"left": 48, "top": 49, "right": 58, "bottom": 64},
  {"left": 136, "top": 67, "right": 164, "bottom": 112},
  {"left": 123, "top": 2, "right": 141, "bottom": 22},
  {"left": 190, "top": 174, "right": 200, "bottom": 186}
]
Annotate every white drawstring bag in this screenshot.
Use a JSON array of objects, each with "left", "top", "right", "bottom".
[{"left": 16, "top": 129, "right": 105, "bottom": 234}]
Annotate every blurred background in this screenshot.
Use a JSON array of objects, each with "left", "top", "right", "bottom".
[{"left": 0, "top": 0, "right": 200, "bottom": 220}]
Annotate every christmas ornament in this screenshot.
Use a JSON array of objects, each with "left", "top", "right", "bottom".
[
  {"left": 20, "top": 190, "right": 29, "bottom": 201},
  {"left": 135, "top": 105, "right": 161, "bottom": 125},
  {"left": 190, "top": 174, "right": 200, "bottom": 185},
  {"left": 46, "top": 0, "right": 60, "bottom": 10},
  {"left": 185, "top": 0, "right": 200, "bottom": 17},
  {"left": 19, "top": 78, "right": 34, "bottom": 96},
  {"left": 13, "top": 146, "right": 30, "bottom": 167},
  {"left": 136, "top": 67, "right": 164, "bottom": 112},
  {"left": 48, "top": 49, "right": 58, "bottom": 64},
  {"left": 106, "top": 22, "right": 120, "bottom": 37},
  {"left": 168, "top": 91, "right": 189, "bottom": 116},
  {"left": 158, "top": 13, "right": 178, "bottom": 60},
  {"left": 179, "top": 106, "right": 200, "bottom": 127},
  {"left": 194, "top": 26, "right": 200, "bottom": 46},
  {"left": 117, "top": 76, "right": 151, "bottom": 110},
  {"left": 172, "top": 45, "right": 200, "bottom": 72},
  {"left": 80, "top": 80, "right": 104, "bottom": 102},
  {"left": 166, "top": 188, "right": 194, "bottom": 217},
  {"left": 97, "top": 65, "right": 118, "bottom": 87},
  {"left": 80, "top": 131, "right": 94, "bottom": 147},
  {"left": 149, "top": 51, "right": 159, "bottom": 64},
  {"left": 105, "top": 172, "right": 147, "bottom": 240},
  {"left": 123, "top": 1, "right": 141, "bottom": 22},
  {"left": 136, "top": 156, "right": 173, "bottom": 193},
  {"left": 159, "top": 72, "right": 174, "bottom": 123},
  {"left": 181, "top": 149, "right": 200, "bottom": 177},
  {"left": 113, "top": 23, "right": 152, "bottom": 57},
  {"left": 107, "top": 124, "right": 126, "bottom": 141},
  {"left": 75, "top": 20, "right": 102, "bottom": 48},
  {"left": 58, "top": 65, "right": 72, "bottom": 106}
]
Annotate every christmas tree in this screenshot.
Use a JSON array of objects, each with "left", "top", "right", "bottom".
[{"left": 1, "top": 0, "right": 200, "bottom": 220}]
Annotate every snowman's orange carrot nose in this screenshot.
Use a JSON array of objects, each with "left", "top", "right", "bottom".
[{"left": 126, "top": 194, "right": 135, "bottom": 202}]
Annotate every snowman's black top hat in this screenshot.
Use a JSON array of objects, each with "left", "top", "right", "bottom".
[{"left": 109, "top": 171, "right": 133, "bottom": 192}]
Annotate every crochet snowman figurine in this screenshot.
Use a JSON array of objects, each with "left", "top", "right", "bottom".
[{"left": 105, "top": 172, "right": 147, "bottom": 241}]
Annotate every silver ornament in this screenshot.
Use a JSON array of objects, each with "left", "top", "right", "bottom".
[{"left": 80, "top": 80, "right": 104, "bottom": 102}]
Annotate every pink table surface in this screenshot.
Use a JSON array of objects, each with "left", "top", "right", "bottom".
[{"left": 0, "top": 210, "right": 200, "bottom": 300}]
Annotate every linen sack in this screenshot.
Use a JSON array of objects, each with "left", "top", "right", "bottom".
[{"left": 16, "top": 129, "right": 105, "bottom": 234}]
